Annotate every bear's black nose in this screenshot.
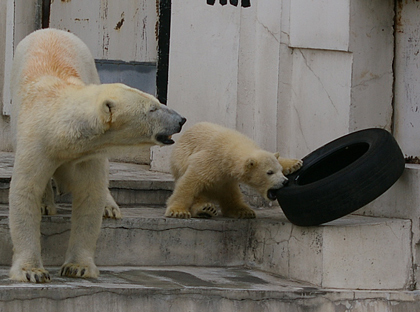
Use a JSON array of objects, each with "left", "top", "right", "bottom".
[
  {"left": 282, "top": 179, "right": 289, "bottom": 186},
  {"left": 180, "top": 117, "right": 187, "bottom": 126}
]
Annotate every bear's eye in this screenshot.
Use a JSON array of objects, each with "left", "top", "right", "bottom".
[
  {"left": 267, "top": 170, "right": 274, "bottom": 175},
  {"left": 149, "top": 106, "right": 159, "bottom": 113}
]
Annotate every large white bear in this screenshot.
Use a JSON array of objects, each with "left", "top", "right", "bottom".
[{"left": 9, "top": 28, "right": 186, "bottom": 283}]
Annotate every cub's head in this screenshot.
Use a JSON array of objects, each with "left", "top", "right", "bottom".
[
  {"left": 242, "top": 150, "right": 288, "bottom": 201},
  {"left": 97, "top": 83, "right": 186, "bottom": 146}
]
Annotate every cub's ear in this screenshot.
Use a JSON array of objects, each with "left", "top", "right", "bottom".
[
  {"left": 274, "top": 152, "right": 280, "bottom": 159},
  {"left": 245, "top": 158, "right": 257, "bottom": 170}
]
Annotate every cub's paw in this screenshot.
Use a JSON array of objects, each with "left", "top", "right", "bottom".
[
  {"left": 281, "top": 159, "right": 303, "bottom": 175},
  {"left": 191, "top": 203, "right": 218, "bottom": 218},
  {"left": 165, "top": 206, "right": 191, "bottom": 219},
  {"left": 60, "top": 263, "right": 99, "bottom": 278},
  {"left": 103, "top": 205, "right": 122, "bottom": 219},
  {"left": 224, "top": 207, "right": 256, "bottom": 219},
  {"left": 41, "top": 204, "right": 57, "bottom": 216},
  {"left": 10, "top": 267, "right": 51, "bottom": 283}
]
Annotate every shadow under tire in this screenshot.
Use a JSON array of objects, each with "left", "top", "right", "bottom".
[{"left": 276, "top": 128, "right": 405, "bottom": 226}]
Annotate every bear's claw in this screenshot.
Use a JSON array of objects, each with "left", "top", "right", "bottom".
[
  {"left": 103, "top": 205, "right": 122, "bottom": 219},
  {"left": 192, "top": 203, "right": 218, "bottom": 218},
  {"left": 282, "top": 159, "right": 303, "bottom": 175},
  {"left": 165, "top": 208, "right": 191, "bottom": 219},
  {"left": 10, "top": 267, "right": 51, "bottom": 283},
  {"left": 60, "top": 263, "right": 98, "bottom": 278}
]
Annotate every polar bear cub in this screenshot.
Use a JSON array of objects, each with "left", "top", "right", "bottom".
[
  {"left": 165, "top": 122, "right": 302, "bottom": 219},
  {"left": 9, "top": 28, "right": 186, "bottom": 283}
]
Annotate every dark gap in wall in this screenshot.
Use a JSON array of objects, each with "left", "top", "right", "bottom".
[
  {"left": 156, "top": 0, "right": 171, "bottom": 105},
  {"left": 42, "top": 0, "right": 51, "bottom": 28},
  {"left": 207, "top": 0, "right": 250, "bottom": 7},
  {"left": 241, "top": 0, "right": 250, "bottom": 8}
]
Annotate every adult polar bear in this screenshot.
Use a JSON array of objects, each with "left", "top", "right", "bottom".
[{"left": 9, "top": 28, "right": 186, "bottom": 283}]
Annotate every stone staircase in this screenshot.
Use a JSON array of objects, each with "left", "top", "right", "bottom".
[{"left": 0, "top": 152, "right": 419, "bottom": 311}]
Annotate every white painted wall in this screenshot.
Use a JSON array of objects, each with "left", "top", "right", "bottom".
[
  {"left": 290, "top": 0, "right": 350, "bottom": 51},
  {"left": 394, "top": 1, "right": 420, "bottom": 157},
  {"left": 0, "top": 0, "right": 400, "bottom": 164},
  {"left": 154, "top": 0, "right": 394, "bottom": 171},
  {"left": 49, "top": 0, "right": 157, "bottom": 62}
]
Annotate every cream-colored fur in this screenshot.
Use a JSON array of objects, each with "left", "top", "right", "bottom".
[
  {"left": 9, "top": 29, "right": 185, "bottom": 283},
  {"left": 165, "top": 122, "right": 302, "bottom": 219}
]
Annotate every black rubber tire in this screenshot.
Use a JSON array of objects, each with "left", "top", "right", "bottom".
[{"left": 276, "top": 128, "right": 405, "bottom": 226}]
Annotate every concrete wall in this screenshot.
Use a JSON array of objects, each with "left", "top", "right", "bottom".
[
  {"left": 0, "top": 0, "right": 40, "bottom": 151},
  {"left": 152, "top": 0, "right": 394, "bottom": 171},
  {"left": 394, "top": 1, "right": 420, "bottom": 158},
  {"left": 0, "top": 0, "right": 401, "bottom": 166}
]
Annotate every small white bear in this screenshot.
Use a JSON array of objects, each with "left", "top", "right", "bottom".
[{"left": 165, "top": 122, "right": 302, "bottom": 219}]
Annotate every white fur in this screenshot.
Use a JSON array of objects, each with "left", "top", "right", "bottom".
[
  {"left": 9, "top": 29, "right": 185, "bottom": 283},
  {"left": 165, "top": 122, "right": 302, "bottom": 219}
]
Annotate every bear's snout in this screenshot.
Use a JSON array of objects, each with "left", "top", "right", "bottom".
[{"left": 154, "top": 106, "right": 186, "bottom": 145}]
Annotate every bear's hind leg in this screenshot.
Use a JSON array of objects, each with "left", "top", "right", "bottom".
[
  {"left": 218, "top": 184, "right": 256, "bottom": 219},
  {"left": 165, "top": 168, "right": 205, "bottom": 219},
  {"left": 41, "top": 179, "right": 58, "bottom": 216},
  {"left": 103, "top": 190, "right": 122, "bottom": 219}
]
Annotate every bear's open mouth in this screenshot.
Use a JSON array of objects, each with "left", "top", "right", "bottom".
[
  {"left": 156, "top": 134, "right": 174, "bottom": 145},
  {"left": 267, "top": 189, "right": 279, "bottom": 201}
]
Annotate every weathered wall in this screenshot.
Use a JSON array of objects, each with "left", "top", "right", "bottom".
[
  {"left": 278, "top": 0, "right": 394, "bottom": 158},
  {"left": 394, "top": 1, "right": 420, "bottom": 158},
  {"left": 152, "top": 0, "right": 394, "bottom": 171},
  {"left": 0, "top": 0, "right": 40, "bottom": 151}
]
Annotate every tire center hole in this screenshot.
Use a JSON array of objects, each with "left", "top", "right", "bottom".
[{"left": 296, "top": 143, "right": 369, "bottom": 186}]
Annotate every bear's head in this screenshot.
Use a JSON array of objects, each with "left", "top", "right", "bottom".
[
  {"left": 242, "top": 150, "right": 288, "bottom": 201},
  {"left": 95, "top": 83, "right": 186, "bottom": 146}
]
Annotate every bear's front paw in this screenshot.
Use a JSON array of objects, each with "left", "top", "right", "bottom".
[
  {"left": 165, "top": 206, "right": 191, "bottom": 218},
  {"left": 10, "top": 266, "right": 51, "bottom": 283},
  {"left": 191, "top": 203, "right": 218, "bottom": 218},
  {"left": 60, "top": 263, "right": 99, "bottom": 278},
  {"left": 281, "top": 159, "right": 303, "bottom": 175}
]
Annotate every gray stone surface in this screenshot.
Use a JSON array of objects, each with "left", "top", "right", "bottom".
[
  {"left": 0, "top": 205, "right": 412, "bottom": 290},
  {"left": 0, "top": 152, "right": 418, "bottom": 310},
  {"left": 0, "top": 266, "right": 418, "bottom": 312}
]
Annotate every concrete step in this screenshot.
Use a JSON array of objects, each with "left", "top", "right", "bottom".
[
  {"left": 0, "top": 205, "right": 412, "bottom": 290},
  {"left": 0, "top": 152, "right": 266, "bottom": 207},
  {"left": 0, "top": 152, "right": 175, "bottom": 206},
  {"left": 359, "top": 164, "right": 420, "bottom": 285},
  {"left": 0, "top": 265, "right": 419, "bottom": 312}
]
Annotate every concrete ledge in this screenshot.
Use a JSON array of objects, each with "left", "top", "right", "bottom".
[
  {"left": 247, "top": 211, "right": 413, "bottom": 290},
  {"left": 0, "top": 266, "right": 419, "bottom": 312},
  {"left": 0, "top": 206, "right": 412, "bottom": 290}
]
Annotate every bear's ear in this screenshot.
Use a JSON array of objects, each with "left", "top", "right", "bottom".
[
  {"left": 245, "top": 158, "right": 257, "bottom": 170},
  {"left": 274, "top": 152, "right": 280, "bottom": 159},
  {"left": 101, "top": 99, "right": 116, "bottom": 125}
]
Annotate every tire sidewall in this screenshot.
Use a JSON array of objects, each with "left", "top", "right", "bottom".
[{"left": 276, "top": 128, "right": 405, "bottom": 226}]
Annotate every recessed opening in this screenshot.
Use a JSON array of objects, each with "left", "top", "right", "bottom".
[{"left": 296, "top": 143, "right": 369, "bottom": 186}]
